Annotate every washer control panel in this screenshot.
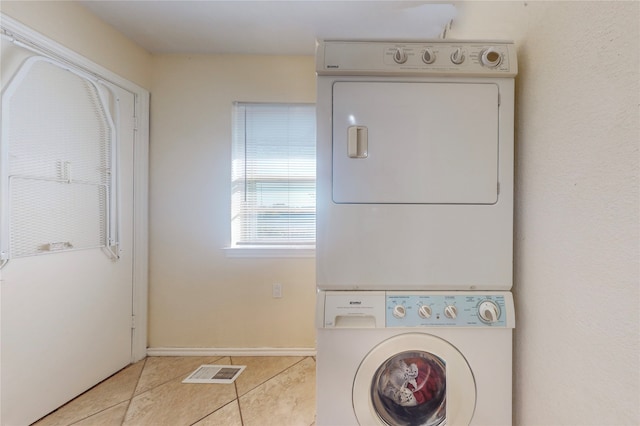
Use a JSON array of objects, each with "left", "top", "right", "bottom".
[
  {"left": 386, "top": 293, "right": 508, "bottom": 327},
  {"left": 318, "top": 291, "right": 513, "bottom": 329},
  {"left": 317, "top": 40, "right": 517, "bottom": 77}
]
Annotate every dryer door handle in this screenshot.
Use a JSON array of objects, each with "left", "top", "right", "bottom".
[{"left": 347, "top": 126, "right": 368, "bottom": 158}]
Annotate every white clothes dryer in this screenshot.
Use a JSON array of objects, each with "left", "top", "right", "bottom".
[
  {"left": 316, "top": 291, "right": 515, "bottom": 426},
  {"left": 315, "top": 40, "right": 517, "bottom": 291}
]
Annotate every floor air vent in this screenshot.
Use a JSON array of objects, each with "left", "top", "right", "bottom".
[{"left": 182, "top": 365, "right": 246, "bottom": 384}]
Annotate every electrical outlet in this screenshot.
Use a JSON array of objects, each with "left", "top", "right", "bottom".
[{"left": 272, "top": 283, "right": 283, "bottom": 298}]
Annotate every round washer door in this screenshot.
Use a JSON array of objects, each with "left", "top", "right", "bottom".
[{"left": 353, "top": 333, "right": 476, "bottom": 426}]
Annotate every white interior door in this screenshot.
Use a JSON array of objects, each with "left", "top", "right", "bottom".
[
  {"left": 332, "top": 81, "right": 499, "bottom": 204},
  {"left": 0, "top": 38, "right": 136, "bottom": 425}
]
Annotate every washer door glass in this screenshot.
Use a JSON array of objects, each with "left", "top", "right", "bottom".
[
  {"left": 372, "top": 351, "right": 446, "bottom": 426},
  {"left": 353, "top": 333, "right": 475, "bottom": 426}
]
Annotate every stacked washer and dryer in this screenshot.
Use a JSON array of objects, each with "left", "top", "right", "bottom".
[{"left": 315, "top": 40, "right": 517, "bottom": 426}]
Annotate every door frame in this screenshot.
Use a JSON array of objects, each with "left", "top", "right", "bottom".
[{"left": 0, "top": 11, "right": 149, "bottom": 417}]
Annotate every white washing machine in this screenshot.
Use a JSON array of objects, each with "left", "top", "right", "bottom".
[
  {"left": 316, "top": 291, "right": 515, "bottom": 426},
  {"left": 316, "top": 40, "right": 517, "bottom": 291}
]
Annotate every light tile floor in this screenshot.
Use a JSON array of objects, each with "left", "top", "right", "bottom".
[{"left": 33, "top": 356, "right": 316, "bottom": 426}]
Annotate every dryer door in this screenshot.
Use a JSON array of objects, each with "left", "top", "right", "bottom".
[
  {"left": 353, "top": 333, "right": 475, "bottom": 426},
  {"left": 332, "top": 81, "right": 499, "bottom": 204}
]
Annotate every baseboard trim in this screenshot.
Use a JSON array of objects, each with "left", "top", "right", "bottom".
[{"left": 146, "top": 347, "right": 317, "bottom": 357}]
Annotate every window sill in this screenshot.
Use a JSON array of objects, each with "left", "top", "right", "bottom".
[{"left": 223, "top": 246, "right": 315, "bottom": 258}]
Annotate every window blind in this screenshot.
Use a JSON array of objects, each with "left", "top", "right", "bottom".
[{"left": 231, "top": 103, "right": 316, "bottom": 246}]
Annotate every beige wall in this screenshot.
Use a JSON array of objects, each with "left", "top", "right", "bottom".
[
  {"left": 148, "top": 54, "right": 317, "bottom": 349},
  {"left": 2, "top": 1, "right": 639, "bottom": 423},
  {"left": 450, "top": 2, "right": 639, "bottom": 424},
  {"left": 0, "top": 1, "right": 152, "bottom": 89}
]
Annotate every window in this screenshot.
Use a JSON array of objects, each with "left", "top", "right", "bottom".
[{"left": 230, "top": 103, "right": 315, "bottom": 254}]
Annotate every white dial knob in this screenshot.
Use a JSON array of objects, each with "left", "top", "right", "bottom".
[
  {"left": 393, "top": 48, "right": 408, "bottom": 64},
  {"left": 478, "top": 300, "right": 501, "bottom": 323},
  {"left": 450, "top": 47, "right": 465, "bottom": 64},
  {"left": 480, "top": 48, "right": 502, "bottom": 67},
  {"left": 418, "top": 305, "right": 432, "bottom": 319},
  {"left": 422, "top": 48, "right": 435, "bottom": 64},
  {"left": 444, "top": 305, "right": 458, "bottom": 319},
  {"left": 393, "top": 305, "right": 406, "bottom": 319}
]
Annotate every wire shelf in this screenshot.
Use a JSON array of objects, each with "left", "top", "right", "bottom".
[{"left": 1, "top": 55, "right": 118, "bottom": 261}]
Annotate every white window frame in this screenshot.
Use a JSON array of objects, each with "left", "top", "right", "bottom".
[{"left": 225, "top": 102, "right": 315, "bottom": 258}]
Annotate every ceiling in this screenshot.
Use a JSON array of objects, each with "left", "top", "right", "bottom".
[{"left": 78, "top": 1, "right": 458, "bottom": 55}]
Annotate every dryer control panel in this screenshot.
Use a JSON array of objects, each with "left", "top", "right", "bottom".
[
  {"left": 317, "top": 40, "right": 517, "bottom": 77},
  {"left": 386, "top": 292, "right": 512, "bottom": 328}
]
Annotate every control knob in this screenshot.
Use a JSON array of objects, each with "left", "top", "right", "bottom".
[
  {"left": 393, "top": 48, "right": 408, "bottom": 64},
  {"left": 444, "top": 305, "right": 458, "bottom": 319},
  {"left": 450, "top": 47, "right": 465, "bottom": 65},
  {"left": 480, "top": 48, "right": 502, "bottom": 67},
  {"left": 418, "top": 305, "right": 432, "bottom": 319},
  {"left": 422, "top": 48, "right": 436, "bottom": 64},
  {"left": 478, "top": 300, "right": 501, "bottom": 323},
  {"left": 393, "top": 304, "right": 406, "bottom": 319}
]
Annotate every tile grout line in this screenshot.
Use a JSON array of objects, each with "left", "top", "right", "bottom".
[
  {"left": 124, "top": 355, "right": 233, "bottom": 426},
  {"left": 232, "top": 356, "right": 246, "bottom": 426},
  {"left": 234, "top": 356, "right": 316, "bottom": 426},
  {"left": 187, "top": 399, "right": 240, "bottom": 426},
  {"left": 125, "top": 355, "right": 229, "bottom": 403},
  {"left": 235, "top": 356, "right": 311, "bottom": 400},
  {"left": 120, "top": 357, "right": 148, "bottom": 426},
  {"left": 46, "top": 355, "right": 314, "bottom": 426},
  {"left": 57, "top": 359, "right": 148, "bottom": 426},
  {"left": 186, "top": 356, "right": 243, "bottom": 426}
]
